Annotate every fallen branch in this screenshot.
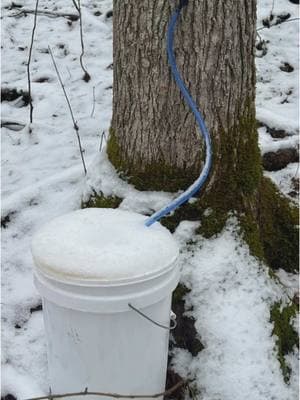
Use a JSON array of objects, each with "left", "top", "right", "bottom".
[
  {"left": 48, "top": 46, "right": 87, "bottom": 175},
  {"left": 10, "top": 9, "right": 79, "bottom": 21},
  {"left": 27, "top": 0, "right": 39, "bottom": 127},
  {"left": 23, "top": 379, "right": 186, "bottom": 400}
]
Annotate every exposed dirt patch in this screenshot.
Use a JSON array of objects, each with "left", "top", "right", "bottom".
[
  {"left": 262, "top": 13, "right": 291, "bottom": 28},
  {"left": 280, "top": 62, "right": 294, "bottom": 73},
  {"left": 33, "top": 77, "right": 51, "bottom": 83},
  {"left": 165, "top": 370, "right": 186, "bottom": 400},
  {"left": 30, "top": 303, "right": 43, "bottom": 313},
  {"left": 171, "top": 284, "right": 204, "bottom": 356},
  {"left": 262, "top": 148, "right": 299, "bottom": 171},
  {"left": 1, "top": 395, "right": 17, "bottom": 400},
  {"left": 288, "top": 176, "right": 299, "bottom": 198},
  {"left": 1, "top": 88, "right": 30, "bottom": 106},
  {"left": 1, "top": 212, "right": 16, "bottom": 229}
]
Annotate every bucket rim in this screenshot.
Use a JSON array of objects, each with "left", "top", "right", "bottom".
[{"left": 33, "top": 253, "right": 179, "bottom": 287}]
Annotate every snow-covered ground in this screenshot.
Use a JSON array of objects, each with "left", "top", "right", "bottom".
[{"left": 1, "top": 0, "right": 299, "bottom": 399}]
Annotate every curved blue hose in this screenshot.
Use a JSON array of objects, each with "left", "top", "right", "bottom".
[{"left": 145, "top": 1, "right": 212, "bottom": 227}]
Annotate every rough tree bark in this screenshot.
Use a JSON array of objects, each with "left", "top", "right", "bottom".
[
  {"left": 106, "top": 0, "right": 298, "bottom": 273},
  {"left": 110, "top": 0, "right": 257, "bottom": 190}
]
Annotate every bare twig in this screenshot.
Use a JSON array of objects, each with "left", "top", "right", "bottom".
[
  {"left": 23, "top": 379, "right": 186, "bottom": 400},
  {"left": 256, "top": 31, "right": 262, "bottom": 42},
  {"left": 90, "top": 81, "right": 105, "bottom": 117},
  {"left": 90, "top": 86, "right": 96, "bottom": 117},
  {"left": 257, "top": 17, "right": 300, "bottom": 31},
  {"left": 270, "top": 0, "right": 275, "bottom": 17},
  {"left": 78, "top": 0, "right": 91, "bottom": 82},
  {"left": 99, "top": 131, "right": 106, "bottom": 152},
  {"left": 10, "top": 9, "right": 79, "bottom": 21},
  {"left": 27, "top": 0, "right": 39, "bottom": 127},
  {"left": 66, "top": 67, "right": 72, "bottom": 80},
  {"left": 72, "top": 0, "right": 91, "bottom": 82},
  {"left": 71, "top": 0, "right": 79, "bottom": 12},
  {"left": 48, "top": 46, "right": 87, "bottom": 175}
]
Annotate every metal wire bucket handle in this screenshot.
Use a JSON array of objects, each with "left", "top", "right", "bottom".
[{"left": 128, "top": 303, "right": 177, "bottom": 330}]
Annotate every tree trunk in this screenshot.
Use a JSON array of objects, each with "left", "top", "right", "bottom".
[
  {"left": 109, "top": 0, "right": 257, "bottom": 192},
  {"left": 106, "top": 0, "right": 298, "bottom": 274}
]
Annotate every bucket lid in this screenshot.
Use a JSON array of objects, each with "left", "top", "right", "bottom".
[{"left": 31, "top": 208, "right": 179, "bottom": 286}]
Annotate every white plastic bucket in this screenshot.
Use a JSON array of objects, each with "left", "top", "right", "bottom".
[{"left": 32, "top": 208, "right": 180, "bottom": 399}]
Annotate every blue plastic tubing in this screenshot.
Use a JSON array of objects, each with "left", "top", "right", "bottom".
[{"left": 145, "top": 4, "right": 212, "bottom": 227}]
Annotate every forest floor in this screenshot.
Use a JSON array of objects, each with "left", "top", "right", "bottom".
[{"left": 1, "top": 0, "right": 299, "bottom": 399}]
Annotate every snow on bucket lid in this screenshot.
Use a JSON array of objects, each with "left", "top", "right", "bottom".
[{"left": 31, "top": 208, "right": 179, "bottom": 285}]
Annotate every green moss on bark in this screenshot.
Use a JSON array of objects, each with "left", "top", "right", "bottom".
[
  {"left": 238, "top": 177, "right": 299, "bottom": 273},
  {"left": 106, "top": 128, "right": 124, "bottom": 177},
  {"left": 196, "top": 106, "right": 262, "bottom": 239},
  {"left": 198, "top": 208, "right": 229, "bottom": 238},
  {"left": 107, "top": 128, "right": 199, "bottom": 192},
  {"left": 81, "top": 191, "right": 122, "bottom": 209},
  {"left": 108, "top": 104, "right": 260, "bottom": 195},
  {"left": 239, "top": 212, "right": 265, "bottom": 260},
  {"left": 270, "top": 301, "right": 299, "bottom": 383},
  {"left": 258, "top": 178, "right": 299, "bottom": 273}
]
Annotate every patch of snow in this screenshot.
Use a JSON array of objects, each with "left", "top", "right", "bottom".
[
  {"left": 256, "top": 0, "right": 299, "bottom": 197},
  {"left": 256, "top": 0, "right": 299, "bottom": 136},
  {"left": 258, "top": 126, "right": 298, "bottom": 154},
  {"left": 172, "top": 219, "right": 298, "bottom": 400},
  {"left": 276, "top": 268, "right": 299, "bottom": 299}
]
